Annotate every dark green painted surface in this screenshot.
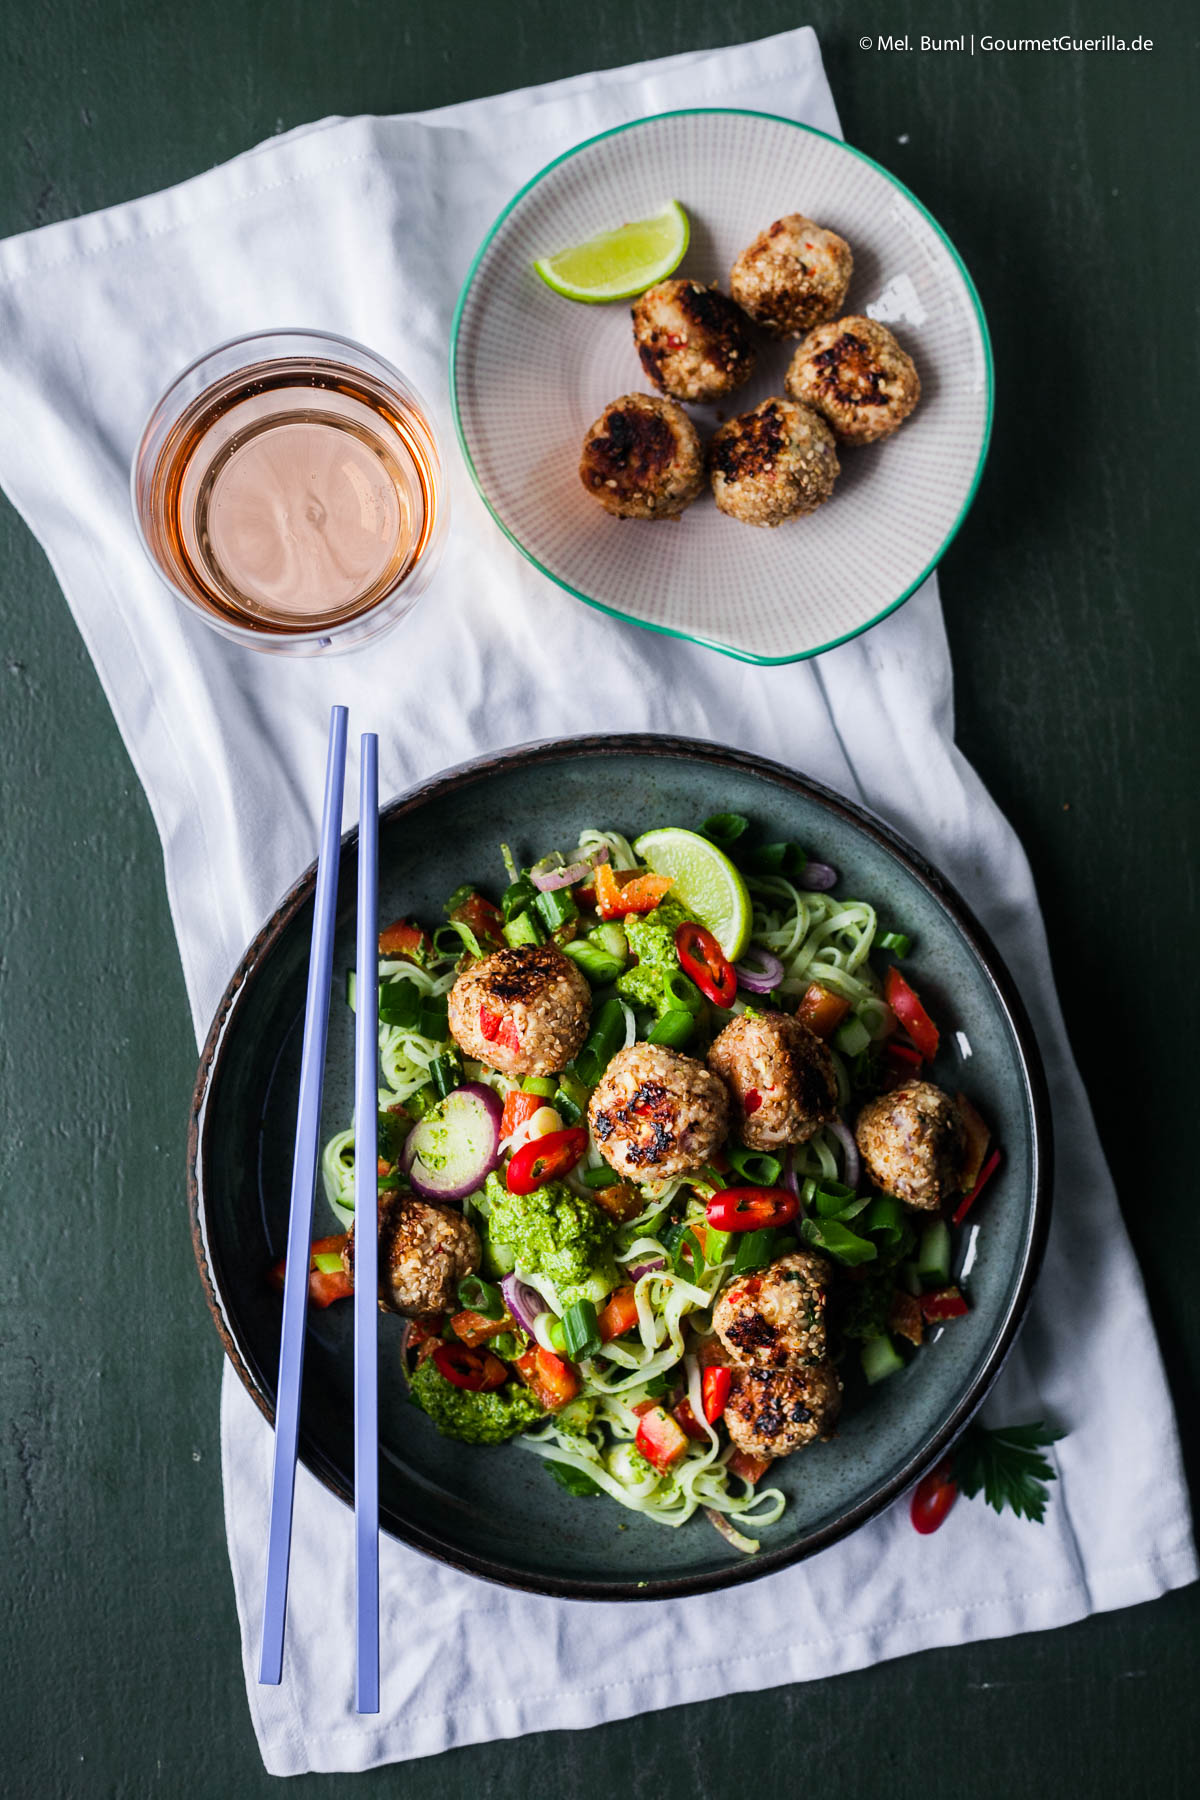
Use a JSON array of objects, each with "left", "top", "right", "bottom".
[{"left": 1, "top": 2, "right": 1195, "bottom": 1794}]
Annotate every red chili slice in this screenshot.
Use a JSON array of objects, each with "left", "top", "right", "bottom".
[
  {"left": 702, "top": 1365, "right": 732, "bottom": 1423},
  {"left": 920, "top": 1286, "right": 970, "bottom": 1323},
  {"left": 910, "top": 1457, "right": 958, "bottom": 1533},
  {"left": 953, "top": 1147, "right": 1002, "bottom": 1225},
  {"left": 431, "top": 1343, "right": 508, "bottom": 1392},
  {"left": 884, "top": 966, "right": 940, "bottom": 1061},
  {"left": 506, "top": 1126, "right": 588, "bottom": 1194},
  {"left": 675, "top": 921, "right": 738, "bottom": 1008},
  {"left": 705, "top": 1187, "right": 799, "bottom": 1232}
]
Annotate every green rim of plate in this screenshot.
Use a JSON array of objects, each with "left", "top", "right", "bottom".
[{"left": 449, "top": 108, "right": 996, "bottom": 667}]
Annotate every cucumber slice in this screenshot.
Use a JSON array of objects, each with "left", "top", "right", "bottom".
[{"left": 861, "top": 1335, "right": 905, "bottom": 1384}]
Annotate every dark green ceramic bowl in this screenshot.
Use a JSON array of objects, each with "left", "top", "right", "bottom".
[{"left": 188, "top": 735, "right": 1051, "bottom": 1600}]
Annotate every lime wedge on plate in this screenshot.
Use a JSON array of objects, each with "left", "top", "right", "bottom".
[
  {"left": 632, "top": 828, "right": 752, "bottom": 962},
  {"left": 533, "top": 201, "right": 690, "bottom": 303}
]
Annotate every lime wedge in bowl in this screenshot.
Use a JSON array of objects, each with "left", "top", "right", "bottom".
[
  {"left": 533, "top": 201, "right": 690, "bottom": 303},
  {"left": 632, "top": 827, "right": 752, "bottom": 962}
]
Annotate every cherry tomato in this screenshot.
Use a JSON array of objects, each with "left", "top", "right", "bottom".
[
  {"left": 597, "top": 1285, "right": 640, "bottom": 1342},
  {"left": 377, "top": 917, "right": 431, "bottom": 964},
  {"left": 675, "top": 921, "right": 737, "bottom": 1007},
  {"left": 672, "top": 1398, "right": 710, "bottom": 1443},
  {"left": 727, "top": 1449, "right": 772, "bottom": 1486},
  {"left": 499, "top": 1089, "right": 543, "bottom": 1141},
  {"left": 705, "top": 1186, "right": 799, "bottom": 1232},
  {"left": 884, "top": 966, "right": 940, "bottom": 1061},
  {"left": 795, "top": 982, "right": 851, "bottom": 1039},
  {"left": 635, "top": 1404, "right": 690, "bottom": 1471},
  {"left": 506, "top": 1126, "right": 588, "bottom": 1194},
  {"left": 267, "top": 1233, "right": 353, "bottom": 1309},
  {"left": 910, "top": 1457, "right": 958, "bottom": 1533},
  {"left": 432, "top": 1343, "right": 508, "bottom": 1392},
  {"left": 514, "top": 1346, "right": 580, "bottom": 1409}
]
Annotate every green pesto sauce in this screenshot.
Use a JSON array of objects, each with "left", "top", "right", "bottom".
[
  {"left": 617, "top": 899, "right": 695, "bottom": 1017},
  {"left": 408, "top": 1358, "right": 543, "bottom": 1444},
  {"left": 485, "top": 1171, "right": 618, "bottom": 1305}
]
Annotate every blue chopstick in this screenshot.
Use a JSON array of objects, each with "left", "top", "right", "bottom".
[
  {"left": 353, "top": 734, "right": 380, "bottom": 1714},
  {"left": 259, "top": 704, "right": 348, "bottom": 1687}
]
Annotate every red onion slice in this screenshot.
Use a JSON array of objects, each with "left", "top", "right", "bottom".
[
  {"left": 587, "top": 846, "right": 611, "bottom": 867},
  {"left": 628, "top": 1258, "right": 666, "bottom": 1279},
  {"left": 829, "top": 1118, "right": 861, "bottom": 1189},
  {"left": 734, "top": 947, "right": 785, "bottom": 993},
  {"left": 704, "top": 1506, "right": 760, "bottom": 1554},
  {"left": 798, "top": 861, "right": 838, "bottom": 892},
  {"left": 782, "top": 1148, "right": 802, "bottom": 1211},
  {"left": 531, "top": 859, "right": 590, "bottom": 892},
  {"left": 500, "top": 1274, "right": 546, "bottom": 1337},
  {"left": 400, "top": 1081, "right": 503, "bottom": 1201}
]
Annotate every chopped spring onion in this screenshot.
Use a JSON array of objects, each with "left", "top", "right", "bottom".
[
  {"left": 562, "top": 934, "right": 625, "bottom": 985},
  {"left": 726, "top": 1145, "right": 783, "bottom": 1188},
  {"left": 534, "top": 885, "right": 579, "bottom": 931},
  {"left": 547, "top": 1318, "right": 568, "bottom": 1356},
  {"left": 434, "top": 919, "right": 483, "bottom": 961},
  {"left": 457, "top": 1275, "right": 505, "bottom": 1319},
  {"left": 502, "top": 909, "right": 544, "bottom": 949},
  {"left": 521, "top": 1076, "right": 558, "bottom": 1097},
  {"left": 800, "top": 1215, "right": 877, "bottom": 1266},
  {"left": 312, "top": 1251, "right": 344, "bottom": 1275},
  {"left": 562, "top": 1299, "right": 602, "bottom": 1360},
  {"left": 570, "top": 998, "right": 626, "bottom": 1086},
  {"left": 879, "top": 931, "right": 912, "bottom": 957},
  {"left": 732, "top": 1228, "right": 777, "bottom": 1274},
  {"left": 863, "top": 1194, "right": 907, "bottom": 1244},
  {"left": 554, "top": 1089, "right": 584, "bottom": 1127},
  {"left": 647, "top": 1008, "right": 696, "bottom": 1049},
  {"left": 861, "top": 1335, "right": 905, "bottom": 1384},
  {"left": 833, "top": 1014, "right": 872, "bottom": 1058},
  {"left": 662, "top": 969, "right": 704, "bottom": 1015},
  {"left": 429, "top": 1052, "right": 463, "bottom": 1100},
  {"left": 916, "top": 1219, "right": 952, "bottom": 1288},
  {"left": 583, "top": 1166, "right": 619, "bottom": 1190},
  {"left": 418, "top": 995, "right": 449, "bottom": 1039}
]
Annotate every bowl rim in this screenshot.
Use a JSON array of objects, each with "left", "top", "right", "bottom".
[
  {"left": 187, "top": 732, "right": 1051, "bottom": 1602},
  {"left": 448, "top": 108, "right": 996, "bottom": 667}
]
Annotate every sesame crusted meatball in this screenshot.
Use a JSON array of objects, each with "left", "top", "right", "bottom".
[
  {"left": 730, "top": 214, "right": 853, "bottom": 339},
  {"left": 712, "top": 1250, "right": 833, "bottom": 1370},
  {"left": 786, "top": 316, "right": 920, "bottom": 445},
  {"left": 343, "top": 1191, "right": 480, "bottom": 1316},
  {"left": 724, "top": 1359, "right": 843, "bottom": 1458},
  {"left": 708, "top": 1011, "right": 838, "bottom": 1149},
  {"left": 588, "top": 1042, "right": 729, "bottom": 1181},
  {"left": 709, "top": 398, "right": 839, "bottom": 528},
  {"left": 447, "top": 943, "right": 590, "bottom": 1078},
  {"left": 631, "top": 279, "right": 756, "bottom": 403},
  {"left": 854, "top": 1080, "right": 966, "bottom": 1210},
  {"left": 579, "top": 392, "right": 704, "bottom": 520}
]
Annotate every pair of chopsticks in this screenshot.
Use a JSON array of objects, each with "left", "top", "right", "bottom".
[{"left": 258, "top": 705, "right": 381, "bottom": 1714}]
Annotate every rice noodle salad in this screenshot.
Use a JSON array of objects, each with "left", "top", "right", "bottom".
[{"left": 304, "top": 817, "right": 999, "bottom": 1555}]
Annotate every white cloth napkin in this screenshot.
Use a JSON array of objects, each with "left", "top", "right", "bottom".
[{"left": 0, "top": 25, "right": 1193, "bottom": 1778}]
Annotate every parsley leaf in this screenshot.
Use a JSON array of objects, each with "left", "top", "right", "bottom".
[
  {"left": 952, "top": 1420, "right": 1065, "bottom": 1523},
  {"left": 544, "top": 1460, "right": 601, "bottom": 1498}
]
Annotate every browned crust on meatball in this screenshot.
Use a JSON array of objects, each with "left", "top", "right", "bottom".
[
  {"left": 579, "top": 392, "right": 704, "bottom": 519},
  {"left": 588, "top": 1042, "right": 729, "bottom": 1180},
  {"left": 786, "top": 316, "right": 920, "bottom": 445},
  {"left": 632, "top": 279, "right": 756, "bottom": 402},
  {"left": 854, "top": 1079, "right": 966, "bottom": 1210},
  {"left": 708, "top": 1010, "right": 838, "bottom": 1148},
  {"left": 713, "top": 1250, "right": 833, "bottom": 1369},
  {"left": 723, "top": 1359, "right": 843, "bottom": 1457},
  {"left": 709, "top": 398, "right": 839, "bottom": 527},
  {"left": 344, "top": 1191, "right": 480, "bottom": 1317},
  {"left": 447, "top": 943, "right": 591, "bottom": 1077}
]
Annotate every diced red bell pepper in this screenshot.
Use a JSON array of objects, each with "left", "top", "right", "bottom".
[
  {"left": 889, "top": 1289, "right": 925, "bottom": 1347},
  {"left": 267, "top": 1233, "right": 353, "bottom": 1309},
  {"left": 598, "top": 1285, "right": 640, "bottom": 1342},
  {"left": 594, "top": 862, "right": 674, "bottom": 919},
  {"left": 727, "top": 1449, "right": 772, "bottom": 1486},
  {"left": 377, "top": 917, "right": 432, "bottom": 965},
  {"left": 407, "top": 1313, "right": 446, "bottom": 1348},
  {"left": 635, "top": 1404, "right": 690, "bottom": 1472},
  {"left": 506, "top": 1126, "right": 587, "bottom": 1194},
  {"left": 795, "top": 982, "right": 852, "bottom": 1039},
  {"left": 706, "top": 1187, "right": 799, "bottom": 1232},
  {"left": 743, "top": 1089, "right": 762, "bottom": 1115},
  {"left": 499, "top": 1088, "right": 544, "bottom": 1141},
  {"left": 479, "top": 1003, "right": 502, "bottom": 1041},
  {"left": 702, "top": 1365, "right": 732, "bottom": 1423},
  {"left": 432, "top": 1343, "right": 508, "bottom": 1391},
  {"left": 884, "top": 966, "right": 940, "bottom": 1061},
  {"left": 920, "top": 1286, "right": 970, "bottom": 1323},
  {"left": 514, "top": 1346, "right": 580, "bottom": 1410},
  {"left": 672, "top": 1398, "right": 710, "bottom": 1442},
  {"left": 675, "top": 921, "right": 737, "bottom": 1007},
  {"left": 910, "top": 1457, "right": 958, "bottom": 1533},
  {"left": 449, "top": 1309, "right": 513, "bottom": 1348},
  {"left": 953, "top": 1147, "right": 1002, "bottom": 1226},
  {"left": 450, "top": 889, "right": 505, "bottom": 954}
]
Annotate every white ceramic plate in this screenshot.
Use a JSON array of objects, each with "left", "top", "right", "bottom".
[{"left": 451, "top": 109, "right": 993, "bottom": 664}]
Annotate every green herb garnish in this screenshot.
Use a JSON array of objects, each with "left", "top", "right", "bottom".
[{"left": 953, "top": 1421, "right": 1065, "bottom": 1523}]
